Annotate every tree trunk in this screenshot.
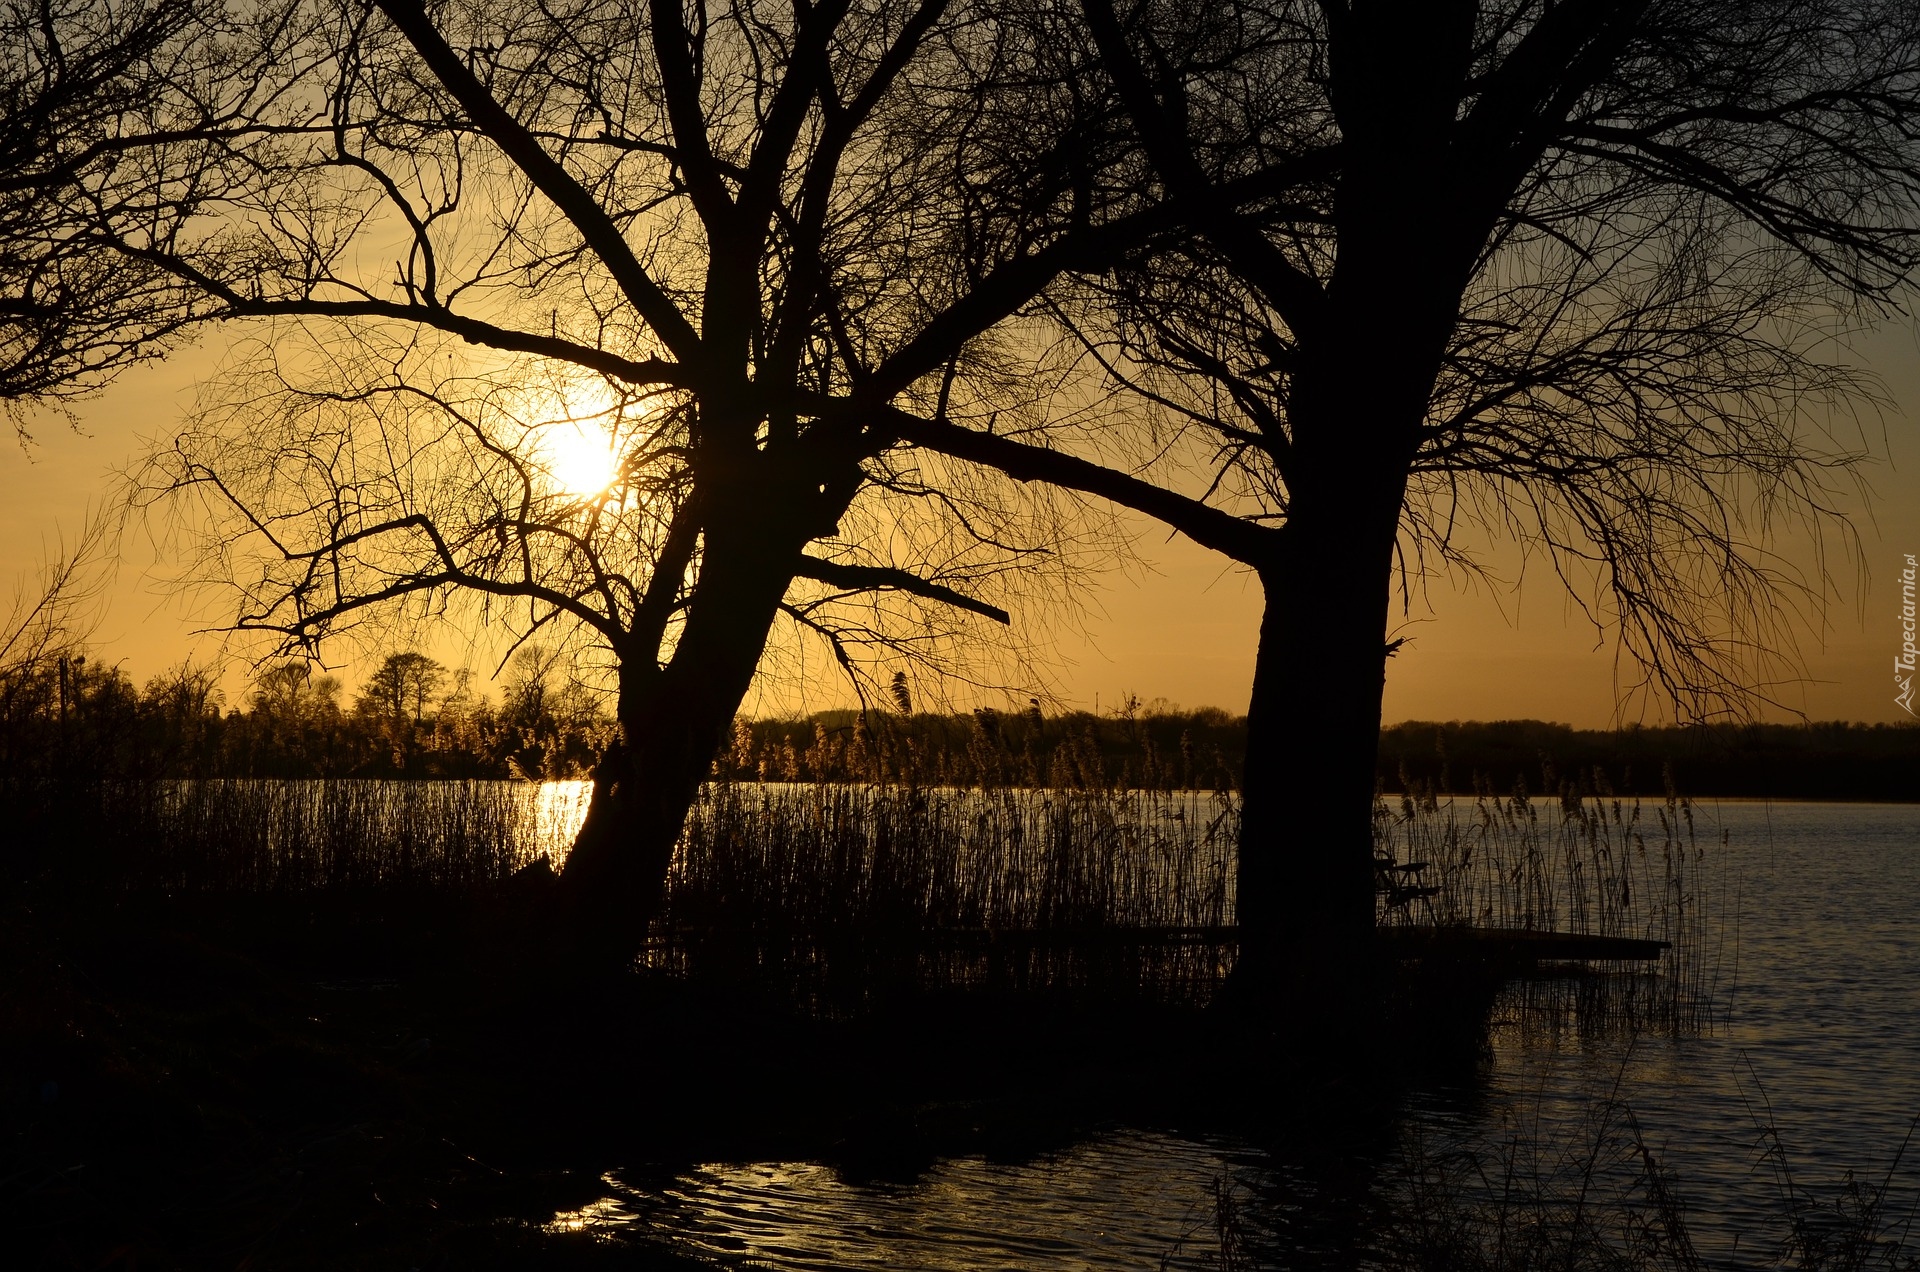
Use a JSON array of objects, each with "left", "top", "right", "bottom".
[
  {"left": 1234, "top": 489, "right": 1402, "bottom": 1002},
  {"left": 1229, "top": 4, "right": 1478, "bottom": 994},
  {"left": 555, "top": 519, "right": 804, "bottom": 966},
  {"left": 1232, "top": 313, "right": 1438, "bottom": 1004}
]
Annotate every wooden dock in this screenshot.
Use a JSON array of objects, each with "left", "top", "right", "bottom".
[
  {"left": 1376, "top": 925, "right": 1670, "bottom": 965},
  {"left": 654, "top": 924, "right": 1669, "bottom": 965}
]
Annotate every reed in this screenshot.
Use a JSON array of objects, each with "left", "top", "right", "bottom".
[
  {"left": 1372, "top": 774, "right": 1723, "bottom": 1033},
  {"left": 1169, "top": 1075, "right": 1917, "bottom": 1270},
  {"left": 2, "top": 772, "right": 1719, "bottom": 1021},
  {"left": 650, "top": 782, "right": 1240, "bottom": 1009},
  {"left": 1369, "top": 1093, "right": 1916, "bottom": 1271},
  {"left": 3, "top": 776, "right": 569, "bottom": 897}
]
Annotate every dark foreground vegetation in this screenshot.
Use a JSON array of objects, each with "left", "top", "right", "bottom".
[
  {"left": 9, "top": 770, "right": 1862, "bottom": 1269},
  {"left": 0, "top": 780, "right": 1389, "bottom": 1268}
]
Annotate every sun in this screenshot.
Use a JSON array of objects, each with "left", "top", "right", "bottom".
[{"left": 538, "top": 419, "right": 623, "bottom": 498}]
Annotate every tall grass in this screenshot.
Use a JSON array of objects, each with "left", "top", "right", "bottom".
[
  {"left": 1370, "top": 1092, "right": 1914, "bottom": 1271},
  {"left": 1172, "top": 1072, "right": 1917, "bottom": 1270},
  {"left": 4, "top": 777, "right": 572, "bottom": 897},
  {"left": 1372, "top": 775, "right": 1723, "bottom": 1033},
  {"left": 2, "top": 773, "right": 1718, "bottom": 1019},
  {"left": 651, "top": 782, "right": 1240, "bottom": 1008},
  {"left": 649, "top": 777, "right": 1717, "bottom": 1018}
]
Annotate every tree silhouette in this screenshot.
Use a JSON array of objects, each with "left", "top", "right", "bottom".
[
  {"left": 0, "top": 0, "right": 251, "bottom": 434},
  {"left": 356, "top": 652, "right": 445, "bottom": 727},
  {"left": 888, "top": 0, "right": 1920, "bottom": 982},
  {"left": 114, "top": 0, "right": 1242, "bottom": 960},
  {"left": 354, "top": 650, "right": 447, "bottom": 770}
]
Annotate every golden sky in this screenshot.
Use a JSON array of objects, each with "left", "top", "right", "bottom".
[{"left": 6, "top": 320, "right": 1919, "bottom": 727}]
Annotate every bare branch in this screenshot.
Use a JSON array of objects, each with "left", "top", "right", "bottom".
[{"left": 795, "top": 552, "right": 1011, "bottom": 625}]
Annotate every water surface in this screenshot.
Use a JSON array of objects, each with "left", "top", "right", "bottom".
[{"left": 544, "top": 798, "right": 1919, "bottom": 1268}]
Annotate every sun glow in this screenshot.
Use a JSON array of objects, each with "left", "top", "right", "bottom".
[
  {"left": 532, "top": 381, "right": 629, "bottom": 499},
  {"left": 539, "top": 418, "right": 623, "bottom": 498}
]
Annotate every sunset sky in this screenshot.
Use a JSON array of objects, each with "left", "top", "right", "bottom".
[{"left": 6, "top": 318, "right": 1919, "bottom": 728}]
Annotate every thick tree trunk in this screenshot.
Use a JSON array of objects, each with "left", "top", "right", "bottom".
[
  {"left": 555, "top": 519, "right": 804, "bottom": 966},
  {"left": 1229, "top": 0, "right": 1478, "bottom": 994},
  {"left": 1232, "top": 332, "right": 1437, "bottom": 1003},
  {"left": 1234, "top": 498, "right": 1400, "bottom": 1000}
]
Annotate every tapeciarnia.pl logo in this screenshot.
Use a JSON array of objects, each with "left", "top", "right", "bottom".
[{"left": 1899, "top": 552, "right": 1917, "bottom": 716}]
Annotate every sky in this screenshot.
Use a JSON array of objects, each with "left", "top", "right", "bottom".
[{"left": 5, "top": 320, "right": 1918, "bottom": 728}]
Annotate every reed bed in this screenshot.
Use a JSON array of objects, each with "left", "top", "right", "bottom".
[
  {"left": 140, "top": 778, "right": 572, "bottom": 892},
  {"left": 2, "top": 774, "right": 1719, "bottom": 1021},
  {"left": 1372, "top": 778, "right": 1724, "bottom": 1034},
  {"left": 3, "top": 776, "right": 571, "bottom": 897},
  {"left": 650, "top": 782, "right": 1240, "bottom": 1009}
]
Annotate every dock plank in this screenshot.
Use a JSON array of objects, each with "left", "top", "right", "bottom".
[{"left": 650, "top": 924, "right": 1669, "bottom": 962}]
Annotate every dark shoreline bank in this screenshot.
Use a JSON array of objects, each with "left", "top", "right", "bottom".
[{"left": 731, "top": 713, "right": 1920, "bottom": 803}]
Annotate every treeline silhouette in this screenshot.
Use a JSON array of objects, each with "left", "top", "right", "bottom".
[
  {"left": 1380, "top": 719, "right": 1920, "bottom": 802},
  {"left": 728, "top": 710, "right": 1918, "bottom": 799},
  {"left": 0, "top": 649, "right": 611, "bottom": 780},
  {"left": 723, "top": 696, "right": 1246, "bottom": 790},
  {"left": 4, "top": 647, "right": 1914, "bottom": 798}
]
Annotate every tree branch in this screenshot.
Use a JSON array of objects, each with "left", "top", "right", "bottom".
[
  {"left": 863, "top": 147, "right": 1339, "bottom": 400},
  {"left": 373, "top": 0, "right": 706, "bottom": 366},
  {"left": 794, "top": 553, "right": 1010, "bottom": 625},
  {"left": 870, "top": 404, "right": 1276, "bottom": 564}
]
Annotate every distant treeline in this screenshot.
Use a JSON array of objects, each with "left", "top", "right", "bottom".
[
  {"left": 726, "top": 711, "right": 1920, "bottom": 800},
  {"left": 1379, "top": 718, "right": 1920, "bottom": 802},
  {"left": 0, "top": 649, "right": 611, "bottom": 780},
  {"left": 4, "top": 645, "right": 1914, "bottom": 798},
  {"left": 722, "top": 704, "right": 1247, "bottom": 791}
]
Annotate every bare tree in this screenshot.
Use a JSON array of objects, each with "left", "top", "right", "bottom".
[
  {"left": 885, "top": 0, "right": 1920, "bottom": 984},
  {"left": 0, "top": 511, "right": 111, "bottom": 673},
  {"left": 117, "top": 0, "right": 1237, "bottom": 960},
  {"left": 356, "top": 650, "right": 445, "bottom": 723}
]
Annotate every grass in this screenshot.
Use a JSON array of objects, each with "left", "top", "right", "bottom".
[
  {"left": 3, "top": 771, "right": 1720, "bottom": 1023},
  {"left": 653, "top": 781, "right": 1240, "bottom": 1009},
  {"left": 7, "top": 777, "right": 564, "bottom": 897},
  {"left": 657, "top": 777, "right": 1719, "bottom": 1022},
  {"left": 1373, "top": 775, "right": 1724, "bottom": 1035},
  {"left": 1164, "top": 1065, "right": 1920, "bottom": 1271},
  {"left": 1378, "top": 1090, "right": 1917, "bottom": 1270}
]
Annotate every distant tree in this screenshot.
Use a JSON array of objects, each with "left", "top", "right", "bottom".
[
  {"left": 352, "top": 650, "right": 447, "bottom": 771},
  {"left": 243, "top": 661, "right": 345, "bottom": 775},
  {"left": 356, "top": 652, "right": 445, "bottom": 726},
  {"left": 497, "top": 646, "right": 611, "bottom": 779},
  {"left": 248, "top": 661, "right": 338, "bottom": 723},
  {"left": 499, "top": 647, "right": 559, "bottom": 737},
  {"left": 140, "top": 660, "right": 224, "bottom": 775}
]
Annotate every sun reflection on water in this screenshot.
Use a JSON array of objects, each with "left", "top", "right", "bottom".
[
  {"left": 526, "top": 780, "right": 592, "bottom": 868},
  {"left": 539, "top": 1133, "right": 1273, "bottom": 1271}
]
